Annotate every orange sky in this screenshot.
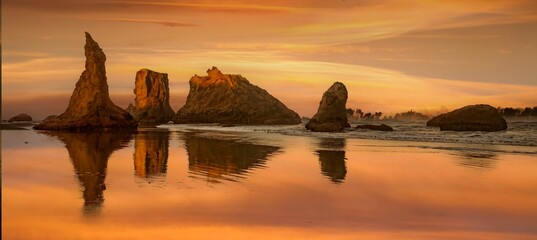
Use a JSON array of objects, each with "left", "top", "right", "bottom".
[{"left": 2, "top": 0, "right": 537, "bottom": 120}]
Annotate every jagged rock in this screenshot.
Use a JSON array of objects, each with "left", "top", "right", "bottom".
[
  {"left": 305, "top": 82, "right": 350, "bottom": 132},
  {"left": 355, "top": 124, "right": 393, "bottom": 131},
  {"left": 34, "top": 32, "right": 137, "bottom": 131},
  {"left": 8, "top": 113, "right": 32, "bottom": 122},
  {"left": 173, "top": 67, "right": 300, "bottom": 125},
  {"left": 128, "top": 69, "right": 175, "bottom": 124},
  {"left": 426, "top": 104, "right": 507, "bottom": 131}
]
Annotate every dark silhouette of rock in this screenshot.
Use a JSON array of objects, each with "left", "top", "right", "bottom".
[
  {"left": 182, "top": 133, "right": 280, "bottom": 183},
  {"left": 426, "top": 104, "right": 507, "bottom": 131},
  {"left": 355, "top": 124, "right": 393, "bottom": 131},
  {"left": 8, "top": 113, "right": 32, "bottom": 122},
  {"left": 305, "top": 82, "right": 350, "bottom": 132},
  {"left": 426, "top": 113, "right": 446, "bottom": 127},
  {"left": 133, "top": 131, "right": 169, "bottom": 180},
  {"left": 42, "top": 131, "right": 131, "bottom": 214},
  {"left": 43, "top": 115, "right": 58, "bottom": 122},
  {"left": 128, "top": 69, "right": 175, "bottom": 124},
  {"left": 316, "top": 138, "right": 347, "bottom": 184},
  {"left": 34, "top": 32, "right": 137, "bottom": 131},
  {"left": 173, "top": 67, "right": 300, "bottom": 125}
]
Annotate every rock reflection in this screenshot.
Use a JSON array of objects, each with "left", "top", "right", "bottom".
[
  {"left": 455, "top": 151, "right": 498, "bottom": 169},
  {"left": 316, "top": 138, "right": 347, "bottom": 184},
  {"left": 43, "top": 131, "right": 131, "bottom": 214},
  {"left": 133, "top": 131, "right": 170, "bottom": 182},
  {"left": 183, "top": 133, "right": 280, "bottom": 183}
]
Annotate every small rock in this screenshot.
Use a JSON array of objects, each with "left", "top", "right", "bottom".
[
  {"left": 355, "top": 124, "right": 393, "bottom": 131},
  {"left": 8, "top": 113, "right": 32, "bottom": 122}
]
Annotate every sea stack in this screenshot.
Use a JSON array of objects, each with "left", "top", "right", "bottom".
[
  {"left": 305, "top": 82, "right": 350, "bottom": 132},
  {"left": 127, "top": 69, "right": 175, "bottom": 124},
  {"left": 426, "top": 104, "right": 507, "bottom": 131},
  {"left": 34, "top": 32, "right": 137, "bottom": 131},
  {"left": 173, "top": 67, "right": 301, "bottom": 125}
]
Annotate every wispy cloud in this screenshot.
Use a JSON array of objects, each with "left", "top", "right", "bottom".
[
  {"left": 81, "top": 17, "right": 199, "bottom": 27},
  {"left": 105, "top": 1, "right": 298, "bottom": 13}
]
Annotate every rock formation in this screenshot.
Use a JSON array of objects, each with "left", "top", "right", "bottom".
[
  {"left": 355, "top": 124, "right": 393, "bottom": 131},
  {"left": 8, "top": 113, "right": 32, "bottom": 122},
  {"left": 128, "top": 69, "right": 175, "bottom": 124},
  {"left": 426, "top": 113, "right": 446, "bottom": 127},
  {"left": 34, "top": 32, "right": 137, "bottom": 131},
  {"left": 305, "top": 82, "right": 350, "bottom": 132},
  {"left": 173, "top": 67, "right": 300, "bottom": 125},
  {"left": 426, "top": 104, "right": 507, "bottom": 131}
]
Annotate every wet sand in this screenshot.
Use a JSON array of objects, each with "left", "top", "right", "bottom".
[{"left": 2, "top": 129, "right": 537, "bottom": 240}]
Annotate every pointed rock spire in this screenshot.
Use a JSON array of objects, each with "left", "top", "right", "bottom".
[{"left": 34, "top": 32, "right": 138, "bottom": 131}]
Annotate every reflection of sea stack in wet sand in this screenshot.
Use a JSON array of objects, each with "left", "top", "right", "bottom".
[
  {"left": 183, "top": 133, "right": 280, "bottom": 183},
  {"left": 44, "top": 131, "right": 131, "bottom": 213},
  {"left": 34, "top": 32, "right": 137, "bottom": 131},
  {"left": 427, "top": 104, "right": 507, "bottom": 131},
  {"left": 133, "top": 131, "right": 169, "bottom": 179},
  {"left": 173, "top": 67, "right": 301, "bottom": 125},
  {"left": 316, "top": 138, "right": 347, "bottom": 183},
  {"left": 127, "top": 69, "right": 175, "bottom": 124},
  {"left": 306, "top": 82, "right": 350, "bottom": 132}
]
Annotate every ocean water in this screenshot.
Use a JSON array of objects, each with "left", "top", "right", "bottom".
[
  {"left": 160, "top": 119, "right": 537, "bottom": 150},
  {"left": 2, "top": 122, "right": 537, "bottom": 240}
]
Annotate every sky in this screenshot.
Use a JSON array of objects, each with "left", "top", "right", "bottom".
[{"left": 2, "top": 0, "right": 537, "bottom": 120}]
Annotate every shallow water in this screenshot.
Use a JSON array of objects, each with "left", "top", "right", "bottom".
[
  {"left": 2, "top": 127, "right": 537, "bottom": 240},
  {"left": 159, "top": 119, "right": 537, "bottom": 147}
]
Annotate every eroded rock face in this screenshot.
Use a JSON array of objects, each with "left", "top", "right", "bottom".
[
  {"left": 355, "top": 124, "right": 393, "bottom": 131},
  {"left": 128, "top": 69, "right": 175, "bottom": 124},
  {"left": 426, "top": 104, "right": 507, "bottom": 131},
  {"left": 34, "top": 32, "right": 137, "bottom": 131},
  {"left": 8, "top": 113, "right": 32, "bottom": 122},
  {"left": 173, "top": 67, "right": 301, "bottom": 125},
  {"left": 305, "top": 82, "right": 350, "bottom": 132}
]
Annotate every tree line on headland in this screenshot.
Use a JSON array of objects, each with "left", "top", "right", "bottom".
[{"left": 344, "top": 107, "right": 537, "bottom": 121}]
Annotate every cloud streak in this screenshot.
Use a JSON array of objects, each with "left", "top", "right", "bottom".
[
  {"left": 105, "top": 1, "right": 298, "bottom": 13},
  {"left": 81, "top": 17, "right": 199, "bottom": 27}
]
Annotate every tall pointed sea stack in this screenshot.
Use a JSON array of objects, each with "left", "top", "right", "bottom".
[
  {"left": 306, "top": 82, "right": 350, "bottom": 132},
  {"left": 127, "top": 69, "right": 175, "bottom": 124},
  {"left": 173, "top": 67, "right": 301, "bottom": 125},
  {"left": 34, "top": 32, "right": 137, "bottom": 131}
]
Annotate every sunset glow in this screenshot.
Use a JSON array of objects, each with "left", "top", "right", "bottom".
[{"left": 2, "top": 0, "right": 537, "bottom": 119}]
